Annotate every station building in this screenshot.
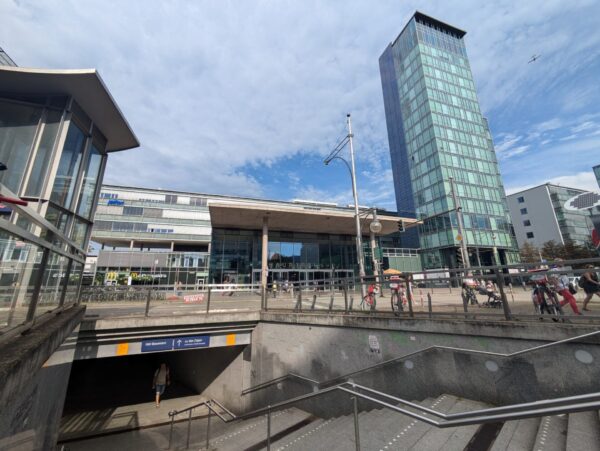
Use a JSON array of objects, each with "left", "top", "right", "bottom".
[{"left": 91, "top": 185, "right": 422, "bottom": 288}]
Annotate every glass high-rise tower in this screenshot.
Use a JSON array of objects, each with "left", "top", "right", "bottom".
[{"left": 379, "top": 12, "right": 519, "bottom": 269}]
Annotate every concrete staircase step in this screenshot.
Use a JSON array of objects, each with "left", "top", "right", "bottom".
[
  {"left": 490, "top": 418, "right": 541, "bottom": 451},
  {"left": 211, "top": 407, "right": 312, "bottom": 451},
  {"left": 408, "top": 398, "right": 488, "bottom": 451},
  {"left": 532, "top": 414, "right": 568, "bottom": 451},
  {"left": 270, "top": 418, "right": 333, "bottom": 450},
  {"left": 368, "top": 394, "right": 461, "bottom": 451},
  {"left": 566, "top": 411, "right": 600, "bottom": 451}
]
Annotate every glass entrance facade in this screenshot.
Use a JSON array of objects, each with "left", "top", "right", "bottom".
[{"left": 209, "top": 228, "right": 359, "bottom": 285}]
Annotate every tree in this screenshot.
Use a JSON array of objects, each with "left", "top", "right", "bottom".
[
  {"left": 541, "top": 240, "right": 563, "bottom": 260},
  {"left": 519, "top": 242, "right": 540, "bottom": 263}
]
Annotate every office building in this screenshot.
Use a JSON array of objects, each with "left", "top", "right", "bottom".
[
  {"left": 507, "top": 183, "right": 595, "bottom": 248},
  {"left": 379, "top": 12, "right": 519, "bottom": 269},
  {"left": 91, "top": 185, "right": 422, "bottom": 287}
]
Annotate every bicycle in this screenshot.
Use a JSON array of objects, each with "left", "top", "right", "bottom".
[
  {"left": 361, "top": 284, "right": 378, "bottom": 310},
  {"left": 530, "top": 274, "right": 564, "bottom": 322}
]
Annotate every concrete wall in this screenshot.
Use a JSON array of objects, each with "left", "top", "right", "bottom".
[
  {"left": 169, "top": 345, "right": 251, "bottom": 413},
  {"left": 0, "top": 306, "right": 84, "bottom": 450},
  {"left": 247, "top": 317, "right": 600, "bottom": 417}
]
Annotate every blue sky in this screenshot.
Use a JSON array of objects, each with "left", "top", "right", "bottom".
[{"left": 2, "top": 0, "right": 599, "bottom": 210}]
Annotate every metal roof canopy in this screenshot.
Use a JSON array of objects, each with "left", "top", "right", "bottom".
[
  {"left": 208, "top": 201, "right": 420, "bottom": 235},
  {"left": 0, "top": 66, "right": 139, "bottom": 152}
]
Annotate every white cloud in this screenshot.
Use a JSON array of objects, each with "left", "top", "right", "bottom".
[{"left": 506, "top": 171, "right": 599, "bottom": 195}]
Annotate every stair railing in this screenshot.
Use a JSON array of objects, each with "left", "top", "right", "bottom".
[
  {"left": 167, "top": 381, "right": 600, "bottom": 451},
  {"left": 242, "top": 329, "right": 600, "bottom": 394}
]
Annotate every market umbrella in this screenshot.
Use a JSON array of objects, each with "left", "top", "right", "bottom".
[{"left": 383, "top": 268, "right": 402, "bottom": 275}]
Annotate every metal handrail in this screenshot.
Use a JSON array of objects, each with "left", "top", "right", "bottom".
[
  {"left": 242, "top": 329, "right": 600, "bottom": 394},
  {"left": 166, "top": 381, "right": 600, "bottom": 450}
]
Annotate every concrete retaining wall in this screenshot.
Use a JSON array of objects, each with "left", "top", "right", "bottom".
[
  {"left": 0, "top": 306, "right": 84, "bottom": 450},
  {"left": 246, "top": 316, "right": 600, "bottom": 417}
]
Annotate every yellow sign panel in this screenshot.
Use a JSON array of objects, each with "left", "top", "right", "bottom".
[
  {"left": 116, "top": 342, "right": 129, "bottom": 356},
  {"left": 226, "top": 334, "right": 236, "bottom": 346}
]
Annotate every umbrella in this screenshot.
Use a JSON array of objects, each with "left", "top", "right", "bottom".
[{"left": 383, "top": 268, "right": 402, "bottom": 275}]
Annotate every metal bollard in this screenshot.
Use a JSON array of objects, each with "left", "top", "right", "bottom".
[
  {"left": 494, "top": 269, "right": 512, "bottom": 320},
  {"left": 343, "top": 287, "right": 348, "bottom": 312},
  {"left": 427, "top": 292, "right": 432, "bottom": 318},
  {"left": 311, "top": 294, "right": 317, "bottom": 310},
  {"left": 295, "top": 290, "right": 302, "bottom": 311},
  {"left": 205, "top": 287, "right": 211, "bottom": 314},
  {"left": 144, "top": 289, "right": 152, "bottom": 317},
  {"left": 349, "top": 295, "right": 354, "bottom": 311},
  {"left": 329, "top": 294, "right": 334, "bottom": 311}
]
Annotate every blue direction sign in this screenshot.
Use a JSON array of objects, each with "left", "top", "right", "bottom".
[
  {"left": 141, "top": 338, "right": 174, "bottom": 353},
  {"left": 173, "top": 335, "right": 210, "bottom": 350}
]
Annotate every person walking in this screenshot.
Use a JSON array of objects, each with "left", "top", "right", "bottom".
[
  {"left": 153, "top": 363, "right": 170, "bottom": 407},
  {"left": 581, "top": 265, "right": 600, "bottom": 311},
  {"left": 550, "top": 259, "right": 581, "bottom": 315}
]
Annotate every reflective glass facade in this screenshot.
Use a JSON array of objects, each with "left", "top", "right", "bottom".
[
  {"left": 594, "top": 165, "right": 600, "bottom": 189},
  {"left": 210, "top": 229, "right": 358, "bottom": 285},
  {"left": 380, "top": 13, "right": 519, "bottom": 269},
  {"left": 0, "top": 92, "right": 114, "bottom": 331}
]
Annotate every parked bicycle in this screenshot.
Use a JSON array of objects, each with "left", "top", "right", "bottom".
[
  {"left": 529, "top": 273, "right": 564, "bottom": 322},
  {"left": 360, "top": 283, "right": 378, "bottom": 311}
]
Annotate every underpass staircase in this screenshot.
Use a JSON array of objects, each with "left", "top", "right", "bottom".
[{"left": 165, "top": 393, "right": 600, "bottom": 450}]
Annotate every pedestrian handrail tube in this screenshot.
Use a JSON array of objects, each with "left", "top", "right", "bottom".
[
  {"left": 241, "top": 329, "right": 600, "bottom": 394},
  {"left": 167, "top": 381, "right": 600, "bottom": 450}
]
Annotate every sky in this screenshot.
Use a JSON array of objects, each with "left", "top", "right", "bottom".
[{"left": 2, "top": 0, "right": 600, "bottom": 210}]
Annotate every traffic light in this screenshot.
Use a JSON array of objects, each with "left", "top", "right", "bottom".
[
  {"left": 456, "top": 248, "right": 464, "bottom": 268},
  {"left": 397, "top": 220, "right": 405, "bottom": 232}
]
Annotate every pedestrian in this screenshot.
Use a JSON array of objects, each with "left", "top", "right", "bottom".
[
  {"left": 153, "top": 363, "right": 170, "bottom": 407},
  {"left": 581, "top": 265, "right": 600, "bottom": 311},
  {"left": 550, "top": 259, "right": 582, "bottom": 315}
]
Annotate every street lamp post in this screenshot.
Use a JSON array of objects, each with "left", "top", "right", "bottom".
[{"left": 325, "top": 114, "right": 367, "bottom": 299}]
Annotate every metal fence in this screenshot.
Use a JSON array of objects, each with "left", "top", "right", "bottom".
[{"left": 78, "top": 257, "right": 600, "bottom": 323}]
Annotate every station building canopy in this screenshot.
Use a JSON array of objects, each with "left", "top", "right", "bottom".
[
  {"left": 208, "top": 201, "right": 420, "bottom": 235},
  {"left": 0, "top": 66, "right": 139, "bottom": 152}
]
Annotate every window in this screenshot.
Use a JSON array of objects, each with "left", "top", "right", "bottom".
[
  {"left": 123, "top": 206, "right": 143, "bottom": 216},
  {"left": 526, "top": 232, "right": 534, "bottom": 239},
  {"left": 0, "top": 100, "right": 43, "bottom": 193},
  {"left": 520, "top": 208, "right": 528, "bottom": 215},
  {"left": 76, "top": 145, "right": 103, "bottom": 219},
  {"left": 517, "top": 196, "right": 524, "bottom": 203},
  {"left": 50, "top": 123, "right": 86, "bottom": 209},
  {"left": 523, "top": 220, "right": 531, "bottom": 226}
]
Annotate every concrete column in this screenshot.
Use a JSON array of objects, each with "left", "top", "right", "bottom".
[
  {"left": 129, "top": 240, "right": 134, "bottom": 250},
  {"left": 170, "top": 241, "right": 175, "bottom": 251},
  {"left": 261, "top": 216, "right": 269, "bottom": 289}
]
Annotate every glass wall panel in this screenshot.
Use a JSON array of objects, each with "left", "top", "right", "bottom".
[
  {"left": 63, "top": 261, "right": 82, "bottom": 304},
  {"left": 76, "top": 145, "right": 103, "bottom": 218},
  {"left": 71, "top": 218, "right": 89, "bottom": 248},
  {"left": 50, "top": 122, "right": 86, "bottom": 209},
  {"left": 0, "top": 100, "right": 42, "bottom": 193},
  {"left": 0, "top": 231, "right": 44, "bottom": 330},
  {"left": 25, "top": 109, "right": 62, "bottom": 196},
  {"left": 37, "top": 251, "right": 68, "bottom": 314}
]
